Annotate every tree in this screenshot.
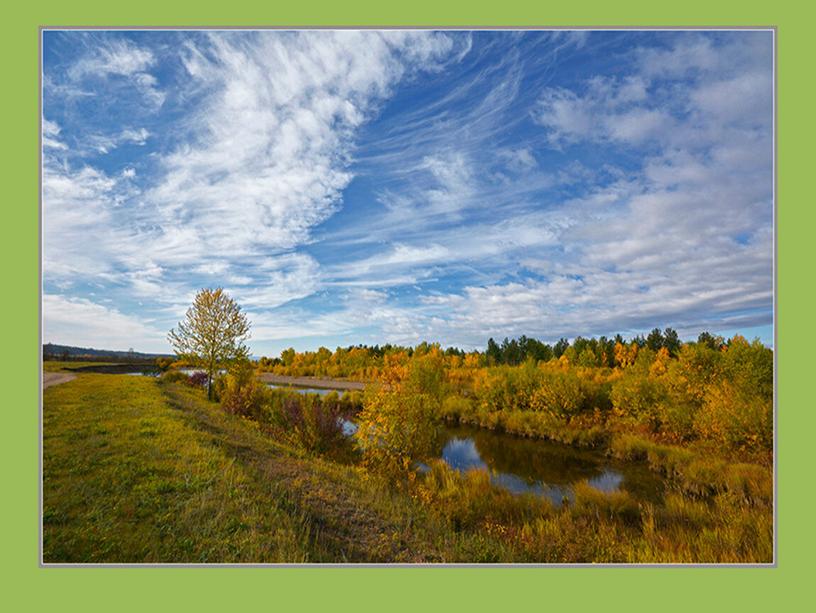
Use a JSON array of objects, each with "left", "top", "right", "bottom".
[
  {"left": 663, "top": 327, "right": 681, "bottom": 356},
  {"left": 646, "top": 328, "right": 665, "bottom": 352},
  {"left": 486, "top": 337, "right": 501, "bottom": 365},
  {"left": 553, "top": 338, "right": 570, "bottom": 358},
  {"left": 168, "top": 288, "right": 251, "bottom": 400},
  {"left": 697, "top": 331, "right": 724, "bottom": 351}
]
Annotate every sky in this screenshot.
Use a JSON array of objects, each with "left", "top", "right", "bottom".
[{"left": 42, "top": 29, "right": 774, "bottom": 356}]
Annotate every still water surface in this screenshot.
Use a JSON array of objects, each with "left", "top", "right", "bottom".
[
  {"left": 432, "top": 424, "right": 663, "bottom": 506},
  {"left": 338, "top": 415, "right": 663, "bottom": 506}
]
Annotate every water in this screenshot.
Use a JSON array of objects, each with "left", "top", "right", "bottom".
[
  {"left": 267, "top": 384, "right": 337, "bottom": 397},
  {"left": 340, "top": 418, "right": 663, "bottom": 506},
  {"left": 434, "top": 424, "right": 663, "bottom": 506}
]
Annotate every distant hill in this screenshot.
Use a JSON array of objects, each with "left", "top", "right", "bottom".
[{"left": 43, "top": 343, "right": 173, "bottom": 360}]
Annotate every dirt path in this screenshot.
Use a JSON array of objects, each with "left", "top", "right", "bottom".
[
  {"left": 258, "top": 373, "right": 365, "bottom": 391},
  {"left": 43, "top": 372, "right": 76, "bottom": 389}
]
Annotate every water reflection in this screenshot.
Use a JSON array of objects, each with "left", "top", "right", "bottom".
[{"left": 437, "top": 425, "right": 663, "bottom": 506}]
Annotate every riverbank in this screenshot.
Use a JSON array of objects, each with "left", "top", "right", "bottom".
[
  {"left": 43, "top": 374, "right": 772, "bottom": 563},
  {"left": 257, "top": 373, "right": 366, "bottom": 391},
  {"left": 43, "top": 374, "right": 501, "bottom": 562}
]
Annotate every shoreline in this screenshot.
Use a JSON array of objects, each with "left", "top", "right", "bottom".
[{"left": 257, "top": 373, "right": 366, "bottom": 391}]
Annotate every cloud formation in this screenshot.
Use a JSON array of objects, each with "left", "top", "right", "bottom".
[{"left": 42, "top": 31, "right": 773, "bottom": 354}]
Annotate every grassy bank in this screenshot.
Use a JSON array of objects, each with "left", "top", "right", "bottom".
[
  {"left": 43, "top": 374, "right": 772, "bottom": 563},
  {"left": 43, "top": 374, "right": 505, "bottom": 562},
  {"left": 43, "top": 374, "right": 313, "bottom": 562}
]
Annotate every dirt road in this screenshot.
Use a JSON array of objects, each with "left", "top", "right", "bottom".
[
  {"left": 43, "top": 372, "right": 76, "bottom": 389},
  {"left": 257, "top": 373, "right": 365, "bottom": 391}
]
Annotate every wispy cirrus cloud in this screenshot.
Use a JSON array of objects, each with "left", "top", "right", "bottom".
[
  {"left": 42, "top": 30, "right": 773, "bottom": 354},
  {"left": 66, "top": 37, "right": 166, "bottom": 108}
]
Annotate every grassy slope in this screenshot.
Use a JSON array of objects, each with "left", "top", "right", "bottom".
[
  {"left": 43, "top": 374, "right": 314, "bottom": 562},
  {"left": 43, "top": 374, "right": 502, "bottom": 563}
]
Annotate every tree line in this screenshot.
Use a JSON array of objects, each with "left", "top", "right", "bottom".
[{"left": 257, "top": 329, "right": 736, "bottom": 379}]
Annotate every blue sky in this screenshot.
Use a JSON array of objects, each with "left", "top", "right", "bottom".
[{"left": 42, "top": 30, "right": 774, "bottom": 355}]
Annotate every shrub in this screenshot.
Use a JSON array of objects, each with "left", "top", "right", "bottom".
[
  {"left": 259, "top": 390, "right": 348, "bottom": 455},
  {"left": 610, "top": 374, "right": 667, "bottom": 430},
  {"left": 354, "top": 388, "right": 439, "bottom": 482},
  {"left": 694, "top": 380, "right": 772, "bottom": 451},
  {"left": 218, "top": 361, "right": 267, "bottom": 419},
  {"left": 160, "top": 370, "right": 191, "bottom": 385},
  {"left": 155, "top": 357, "right": 174, "bottom": 372},
  {"left": 188, "top": 371, "right": 209, "bottom": 387},
  {"left": 530, "top": 371, "right": 586, "bottom": 418},
  {"left": 440, "top": 395, "right": 472, "bottom": 421}
]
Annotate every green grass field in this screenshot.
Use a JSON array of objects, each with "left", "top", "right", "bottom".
[
  {"left": 43, "top": 374, "right": 316, "bottom": 562},
  {"left": 43, "top": 374, "right": 499, "bottom": 562}
]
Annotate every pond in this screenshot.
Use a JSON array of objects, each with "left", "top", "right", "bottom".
[
  {"left": 431, "top": 424, "right": 664, "bottom": 506},
  {"left": 340, "top": 418, "right": 663, "bottom": 506}
]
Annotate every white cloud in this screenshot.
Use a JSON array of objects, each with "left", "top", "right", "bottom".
[
  {"left": 146, "top": 31, "right": 455, "bottom": 263},
  {"left": 228, "top": 253, "right": 322, "bottom": 309},
  {"left": 42, "top": 118, "right": 67, "bottom": 150},
  {"left": 43, "top": 32, "right": 458, "bottom": 315},
  {"left": 68, "top": 38, "right": 165, "bottom": 107},
  {"left": 43, "top": 294, "right": 168, "bottom": 352},
  {"left": 42, "top": 32, "right": 773, "bottom": 353},
  {"left": 83, "top": 127, "right": 151, "bottom": 154},
  {"left": 43, "top": 162, "right": 121, "bottom": 278},
  {"left": 533, "top": 79, "right": 676, "bottom": 147}
]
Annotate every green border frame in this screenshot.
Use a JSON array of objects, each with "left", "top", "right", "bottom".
[{"left": 4, "top": 1, "right": 812, "bottom": 610}]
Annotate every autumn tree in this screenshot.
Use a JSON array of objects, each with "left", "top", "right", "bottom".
[{"left": 168, "top": 288, "right": 251, "bottom": 400}]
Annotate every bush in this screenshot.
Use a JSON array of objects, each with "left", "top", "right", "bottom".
[
  {"left": 355, "top": 388, "right": 439, "bottom": 482},
  {"left": 188, "top": 371, "right": 209, "bottom": 387},
  {"left": 279, "top": 393, "right": 345, "bottom": 454},
  {"left": 694, "top": 380, "right": 772, "bottom": 451},
  {"left": 530, "top": 371, "right": 587, "bottom": 418},
  {"left": 160, "top": 370, "right": 191, "bottom": 385},
  {"left": 217, "top": 361, "right": 267, "bottom": 419},
  {"left": 155, "top": 357, "right": 174, "bottom": 372},
  {"left": 440, "top": 395, "right": 472, "bottom": 421},
  {"left": 610, "top": 374, "right": 667, "bottom": 430}
]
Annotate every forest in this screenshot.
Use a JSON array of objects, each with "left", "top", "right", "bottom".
[{"left": 254, "top": 329, "right": 772, "bottom": 456}]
